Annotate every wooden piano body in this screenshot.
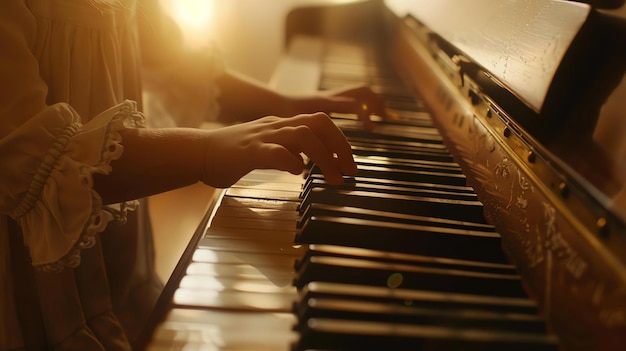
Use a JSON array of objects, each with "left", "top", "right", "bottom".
[{"left": 142, "top": 0, "right": 626, "bottom": 350}]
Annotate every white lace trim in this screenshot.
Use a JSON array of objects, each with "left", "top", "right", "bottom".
[{"left": 15, "top": 101, "right": 144, "bottom": 272}]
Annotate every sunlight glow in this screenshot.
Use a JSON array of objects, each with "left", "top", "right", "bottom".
[
  {"left": 163, "top": 0, "right": 215, "bottom": 48},
  {"left": 173, "top": 0, "right": 213, "bottom": 29}
]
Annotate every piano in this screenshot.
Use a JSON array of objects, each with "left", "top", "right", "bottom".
[{"left": 140, "top": 0, "right": 626, "bottom": 350}]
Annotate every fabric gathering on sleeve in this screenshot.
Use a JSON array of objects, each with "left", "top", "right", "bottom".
[{"left": 1, "top": 100, "right": 144, "bottom": 272}]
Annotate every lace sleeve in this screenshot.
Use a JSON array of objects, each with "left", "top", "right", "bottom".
[{"left": 1, "top": 100, "right": 144, "bottom": 272}]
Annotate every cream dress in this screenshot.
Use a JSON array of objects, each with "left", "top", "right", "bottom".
[{"left": 0, "top": 0, "right": 222, "bottom": 349}]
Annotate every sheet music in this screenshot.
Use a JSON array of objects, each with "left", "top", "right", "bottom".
[{"left": 385, "top": 0, "right": 590, "bottom": 113}]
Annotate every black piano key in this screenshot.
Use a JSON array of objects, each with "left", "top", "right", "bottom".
[
  {"left": 351, "top": 145, "right": 455, "bottom": 162},
  {"left": 349, "top": 138, "right": 451, "bottom": 154},
  {"left": 299, "top": 188, "right": 487, "bottom": 224},
  {"left": 299, "top": 282, "right": 541, "bottom": 315},
  {"left": 351, "top": 155, "right": 462, "bottom": 174},
  {"left": 295, "top": 297, "right": 549, "bottom": 335},
  {"left": 308, "top": 163, "right": 468, "bottom": 187},
  {"left": 295, "top": 284, "right": 554, "bottom": 350},
  {"left": 358, "top": 164, "right": 467, "bottom": 186},
  {"left": 347, "top": 133, "right": 448, "bottom": 149},
  {"left": 294, "top": 317, "right": 558, "bottom": 351},
  {"left": 293, "top": 255, "right": 525, "bottom": 297},
  {"left": 335, "top": 120, "right": 444, "bottom": 144},
  {"left": 331, "top": 109, "right": 435, "bottom": 128},
  {"left": 295, "top": 243, "right": 513, "bottom": 272},
  {"left": 296, "top": 216, "right": 507, "bottom": 263},
  {"left": 353, "top": 154, "right": 460, "bottom": 170},
  {"left": 300, "top": 178, "right": 478, "bottom": 204},
  {"left": 303, "top": 173, "right": 476, "bottom": 195},
  {"left": 296, "top": 203, "right": 492, "bottom": 235}
]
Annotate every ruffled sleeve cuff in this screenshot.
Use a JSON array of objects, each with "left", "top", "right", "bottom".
[{"left": 10, "top": 100, "right": 144, "bottom": 272}]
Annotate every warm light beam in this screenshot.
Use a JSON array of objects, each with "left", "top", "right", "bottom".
[{"left": 164, "top": 0, "right": 215, "bottom": 48}]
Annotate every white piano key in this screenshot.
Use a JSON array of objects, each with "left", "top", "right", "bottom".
[{"left": 148, "top": 309, "right": 296, "bottom": 350}]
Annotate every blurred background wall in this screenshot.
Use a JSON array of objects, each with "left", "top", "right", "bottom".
[{"left": 159, "top": 0, "right": 321, "bottom": 83}]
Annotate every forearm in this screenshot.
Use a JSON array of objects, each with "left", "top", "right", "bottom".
[
  {"left": 215, "top": 70, "right": 289, "bottom": 123},
  {"left": 215, "top": 70, "right": 384, "bottom": 127},
  {"left": 215, "top": 71, "right": 339, "bottom": 122},
  {"left": 93, "top": 127, "right": 207, "bottom": 204}
]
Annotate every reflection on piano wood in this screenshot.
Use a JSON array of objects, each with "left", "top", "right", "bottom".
[{"left": 142, "top": 0, "right": 626, "bottom": 350}]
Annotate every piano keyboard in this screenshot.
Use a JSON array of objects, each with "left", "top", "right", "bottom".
[{"left": 145, "top": 40, "right": 559, "bottom": 350}]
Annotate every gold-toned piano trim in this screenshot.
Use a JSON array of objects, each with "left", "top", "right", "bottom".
[
  {"left": 400, "top": 13, "right": 626, "bottom": 274},
  {"left": 392, "top": 12, "right": 626, "bottom": 350}
]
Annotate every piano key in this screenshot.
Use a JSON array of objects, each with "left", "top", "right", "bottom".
[
  {"left": 204, "top": 227, "right": 296, "bottom": 242},
  {"left": 297, "top": 244, "right": 513, "bottom": 274},
  {"left": 299, "top": 281, "right": 541, "bottom": 314},
  {"left": 234, "top": 168, "right": 305, "bottom": 184},
  {"left": 295, "top": 297, "right": 549, "bottom": 334},
  {"left": 185, "top": 261, "right": 291, "bottom": 278},
  {"left": 219, "top": 195, "right": 300, "bottom": 212},
  {"left": 297, "top": 203, "right": 493, "bottom": 234},
  {"left": 300, "top": 178, "right": 478, "bottom": 203},
  {"left": 350, "top": 142, "right": 454, "bottom": 163},
  {"left": 225, "top": 187, "right": 302, "bottom": 202},
  {"left": 296, "top": 216, "right": 507, "bottom": 263},
  {"left": 354, "top": 153, "right": 461, "bottom": 170},
  {"left": 293, "top": 255, "right": 525, "bottom": 297},
  {"left": 306, "top": 163, "right": 467, "bottom": 188},
  {"left": 179, "top": 274, "right": 294, "bottom": 294},
  {"left": 174, "top": 259, "right": 296, "bottom": 311},
  {"left": 198, "top": 237, "right": 302, "bottom": 256},
  {"left": 295, "top": 317, "right": 558, "bottom": 351},
  {"left": 189, "top": 249, "right": 298, "bottom": 290},
  {"left": 230, "top": 180, "right": 303, "bottom": 193},
  {"left": 210, "top": 216, "right": 296, "bottom": 232},
  {"left": 193, "top": 247, "right": 301, "bottom": 264},
  {"left": 213, "top": 204, "right": 300, "bottom": 222},
  {"left": 351, "top": 155, "right": 462, "bottom": 173},
  {"left": 150, "top": 308, "right": 296, "bottom": 350},
  {"left": 299, "top": 188, "right": 487, "bottom": 223},
  {"left": 304, "top": 173, "right": 476, "bottom": 194},
  {"left": 355, "top": 164, "right": 468, "bottom": 185},
  {"left": 347, "top": 132, "right": 446, "bottom": 147},
  {"left": 337, "top": 120, "right": 445, "bottom": 142},
  {"left": 173, "top": 288, "right": 295, "bottom": 312}
]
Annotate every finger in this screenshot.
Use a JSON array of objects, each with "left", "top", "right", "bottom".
[
  {"left": 323, "top": 95, "right": 386, "bottom": 129},
  {"left": 269, "top": 124, "right": 347, "bottom": 185},
  {"left": 255, "top": 143, "right": 305, "bottom": 175},
  {"left": 334, "top": 86, "right": 387, "bottom": 116},
  {"left": 290, "top": 113, "right": 357, "bottom": 176},
  {"left": 358, "top": 102, "right": 378, "bottom": 131}
]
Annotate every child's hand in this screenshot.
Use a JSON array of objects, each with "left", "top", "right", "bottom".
[
  {"left": 202, "top": 112, "right": 357, "bottom": 188},
  {"left": 318, "top": 84, "right": 387, "bottom": 130}
]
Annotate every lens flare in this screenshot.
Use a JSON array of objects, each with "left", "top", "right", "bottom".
[{"left": 386, "top": 272, "right": 403, "bottom": 289}]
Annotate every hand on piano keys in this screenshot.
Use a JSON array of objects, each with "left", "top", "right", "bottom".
[
  {"left": 313, "top": 84, "right": 388, "bottom": 131},
  {"left": 201, "top": 112, "right": 358, "bottom": 188}
]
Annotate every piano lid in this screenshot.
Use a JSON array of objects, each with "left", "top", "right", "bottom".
[{"left": 384, "top": 0, "right": 590, "bottom": 113}]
